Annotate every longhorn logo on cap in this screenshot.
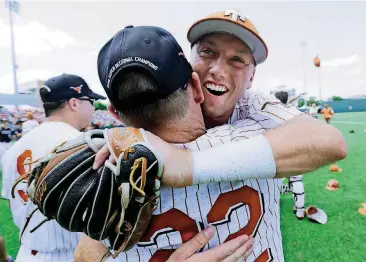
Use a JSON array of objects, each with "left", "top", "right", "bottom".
[
  {"left": 70, "top": 85, "right": 83, "bottom": 94},
  {"left": 224, "top": 10, "right": 246, "bottom": 22}
]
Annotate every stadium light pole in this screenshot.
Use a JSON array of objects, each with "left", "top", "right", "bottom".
[
  {"left": 5, "top": 0, "right": 20, "bottom": 94},
  {"left": 318, "top": 64, "right": 322, "bottom": 101},
  {"left": 300, "top": 40, "right": 307, "bottom": 106}
]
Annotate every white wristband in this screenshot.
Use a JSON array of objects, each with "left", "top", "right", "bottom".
[{"left": 191, "top": 135, "right": 276, "bottom": 184}]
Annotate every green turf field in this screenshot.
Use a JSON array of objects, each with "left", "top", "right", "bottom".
[
  {"left": 0, "top": 112, "right": 366, "bottom": 261},
  {"left": 281, "top": 112, "right": 366, "bottom": 262}
]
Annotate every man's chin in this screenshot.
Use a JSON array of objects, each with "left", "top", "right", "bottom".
[{"left": 201, "top": 104, "right": 225, "bottom": 119}]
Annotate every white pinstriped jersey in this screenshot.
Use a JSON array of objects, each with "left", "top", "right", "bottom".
[
  {"left": 107, "top": 91, "right": 303, "bottom": 262},
  {"left": 1, "top": 121, "right": 83, "bottom": 261},
  {"left": 228, "top": 90, "right": 303, "bottom": 129}
]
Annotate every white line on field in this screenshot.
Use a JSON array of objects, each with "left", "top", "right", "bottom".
[{"left": 332, "top": 121, "right": 366, "bottom": 125}]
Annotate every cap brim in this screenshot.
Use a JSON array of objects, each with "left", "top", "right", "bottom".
[
  {"left": 88, "top": 92, "right": 106, "bottom": 100},
  {"left": 306, "top": 206, "right": 328, "bottom": 224},
  {"left": 325, "top": 186, "right": 338, "bottom": 191},
  {"left": 187, "top": 19, "right": 267, "bottom": 64}
]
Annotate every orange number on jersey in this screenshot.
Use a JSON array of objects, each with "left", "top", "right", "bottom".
[
  {"left": 138, "top": 185, "right": 273, "bottom": 262},
  {"left": 207, "top": 185, "right": 272, "bottom": 261},
  {"left": 16, "top": 150, "right": 32, "bottom": 203},
  {"left": 257, "top": 249, "right": 273, "bottom": 262},
  {"left": 139, "top": 208, "right": 203, "bottom": 262}
]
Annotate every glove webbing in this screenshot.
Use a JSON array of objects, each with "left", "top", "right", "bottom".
[{"left": 116, "top": 157, "right": 148, "bottom": 235}]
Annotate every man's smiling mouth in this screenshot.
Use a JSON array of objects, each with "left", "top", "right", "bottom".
[{"left": 205, "top": 83, "right": 228, "bottom": 96}]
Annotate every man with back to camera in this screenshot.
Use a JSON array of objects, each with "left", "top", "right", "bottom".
[{"left": 1, "top": 74, "right": 106, "bottom": 262}]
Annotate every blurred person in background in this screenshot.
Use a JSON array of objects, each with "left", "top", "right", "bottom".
[
  {"left": 0, "top": 120, "right": 16, "bottom": 161},
  {"left": 21, "top": 112, "right": 40, "bottom": 135},
  {"left": 309, "top": 103, "right": 319, "bottom": 119},
  {"left": 320, "top": 104, "right": 334, "bottom": 124},
  {"left": 0, "top": 236, "right": 14, "bottom": 262},
  {"left": 0, "top": 121, "right": 12, "bottom": 144},
  {"left": 274, "top": 91, "right": 307, "bottom": 107},
  {"left": 13, "top": 121, "right": 23, "bottom": 140}
]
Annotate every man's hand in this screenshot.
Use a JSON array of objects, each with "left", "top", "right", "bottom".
[
  {"left": 168, "top": 226, "right": 253, "bottom": 262},
  {"left": 75, "top": 227, "right": 253, "bottom": 262}
]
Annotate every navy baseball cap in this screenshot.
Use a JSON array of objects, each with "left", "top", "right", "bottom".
[
  {"left": 40, "top": 74, "right": 106, "bottom": 103},
  {"left": 97, "top": 25, "right": 193, "bottom": 111}
]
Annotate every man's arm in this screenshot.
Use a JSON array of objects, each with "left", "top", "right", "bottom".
[
  {"left": 262, "top": 114, "right": 346, "bottom": 177},
  {"left": 75, "top": 228, "right": 253, "bottom": 262},
  {"left": 94, "top": 113, "right": 346, "bottom": 187},
  {"left": 74, "top": 235, "right": 109, "bottom": 262},
  {"left": 137, "top": 114, "right": 347, "bottom": 187}
]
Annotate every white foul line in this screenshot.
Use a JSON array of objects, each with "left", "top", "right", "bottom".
[{"left": 332, "top": 121, "right": 366, "bottom": 125}]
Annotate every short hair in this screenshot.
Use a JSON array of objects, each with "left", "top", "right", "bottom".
[
  {"left": 114, "top": 68, "right": 189, "bottom": 129},
  {"left": 26, "top": 112, "right": 34, "bottom": 120},
  {"left": 274, "top": 91, "right": 288, "bottom": 105},
  {"left": 39, "top": 88, "right": 67, "bottom": 117}
]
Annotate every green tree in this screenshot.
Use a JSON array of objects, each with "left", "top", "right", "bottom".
[
  {"left": 332, "top": 96, "right": 343, "bottom": 101},
  {"left": 298, "top": 100, "right": 305, "bottom": 107},
  {"left": 306, "top": 99, "right": 320, "bottom": 106},
  {"left": 94, "top": 101, "right": 107, "bottom": 111}
]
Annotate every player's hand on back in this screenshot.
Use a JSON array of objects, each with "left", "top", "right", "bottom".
[
  {"left": 73, "top": 227, "right": 253, "bottom": 262},
  {"left": 167, "top": 226, "right": 253, "bottom": 262}
]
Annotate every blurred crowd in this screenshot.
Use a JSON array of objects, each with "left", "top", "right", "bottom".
[{"left": 0, "top": 106, "right": 122, "bottom": 143}]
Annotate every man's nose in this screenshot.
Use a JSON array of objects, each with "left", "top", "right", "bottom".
[{"left": 209, "top": 57, "right": 228, "bottom": 81}]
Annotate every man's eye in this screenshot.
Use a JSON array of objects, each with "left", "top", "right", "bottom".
[
  {"left": 231, "top": 57, "right": 245, "bottom": 63},
  {"left": 200, "top": 49, "right": 214, "bottom": 55}
]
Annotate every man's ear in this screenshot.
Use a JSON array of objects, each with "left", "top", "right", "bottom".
[
  {"left": 68, "top": 98, "right": 79, "bottom": 112},
  {"left": 108, "top": 104, "right": 121, "bottom": 120},
  {"left": 247, "top": 67, "right": 256, "bottom": 90},
  {"left": 190, "top": 72, "right": 204, "bottom": 104}
]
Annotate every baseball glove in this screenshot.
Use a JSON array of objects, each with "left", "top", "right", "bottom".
[{"left": 12, "top": 127, "right": 162, "bottom": 258}]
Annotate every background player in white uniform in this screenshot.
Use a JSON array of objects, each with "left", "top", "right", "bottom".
[
  {"left": 308, "top": 103, "right": 319, "bottom": 119},
  {"left": 76, "top": 21, "right": 345, "bottom": 261},
  {"left": 274, "top": 91, "right": 306, "bottom": 219},
  {"left": 1, "top": 74, "right": 106, "bottom": 262}
]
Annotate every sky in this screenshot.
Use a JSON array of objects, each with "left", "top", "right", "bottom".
[{"left": 0, "top": 0, "right": 366, "bottom": 101}]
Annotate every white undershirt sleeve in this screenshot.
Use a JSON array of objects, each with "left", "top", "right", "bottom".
[{"left": 191, "top": 134, "right": 276, "bottom": 184}]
